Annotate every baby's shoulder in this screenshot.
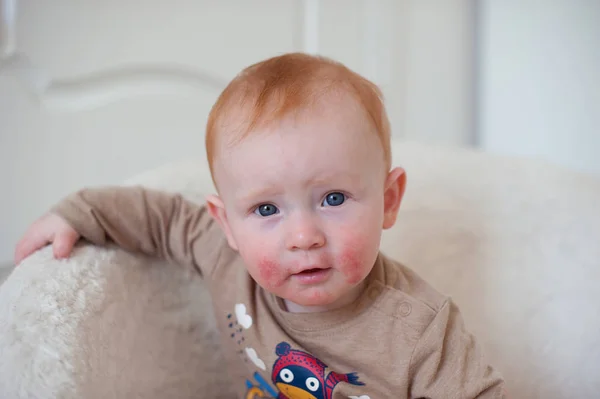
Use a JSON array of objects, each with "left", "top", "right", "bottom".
[{"left": 367, "top": 253, "right": 451, "bottom": 334}]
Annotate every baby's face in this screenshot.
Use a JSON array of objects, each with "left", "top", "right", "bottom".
[{"left": 208, "top": 98, "right": 404, "bottom": 311}]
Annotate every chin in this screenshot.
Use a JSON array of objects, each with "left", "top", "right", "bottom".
[{"left": 288, "top": 291, "right": 343, "bottom": 308}]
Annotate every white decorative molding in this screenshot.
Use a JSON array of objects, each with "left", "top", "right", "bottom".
[
  {"left": 1, "top": 0, "right": 16, "bottom": 56},
  {"left": 0, "top": 0, "right": 227, "bottom": 111},
  {"left": 0, "top": 53, "right": 227, "bottom": 111},
  {"left": 302, "top": 0, "right": 320, "bottom": 54}
]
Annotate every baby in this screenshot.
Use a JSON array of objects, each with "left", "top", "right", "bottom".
[{"left": 15, "top": 53, "right": 506, "bottom": 398}]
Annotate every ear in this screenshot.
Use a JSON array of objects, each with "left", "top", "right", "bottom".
[
  {"left": 382, "top": 167, "right": 406, "bottom": 229},
  {"left": 205, "top": 194, "right": 238, "bottom": 251}
]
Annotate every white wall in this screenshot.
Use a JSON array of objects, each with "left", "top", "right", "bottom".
[
  {"left": 309, "top": 0, "right": 477, "bottom": 145},
  {"left": 478, "top": 0, "right": 600, "bottom": 175},
  {"left": 401, "top": 0, "right": 476, "bottom": 145}
]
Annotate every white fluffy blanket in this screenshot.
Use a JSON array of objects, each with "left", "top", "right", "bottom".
[{"left": 0, "top": 244, "right": 234, "bottom": 398}]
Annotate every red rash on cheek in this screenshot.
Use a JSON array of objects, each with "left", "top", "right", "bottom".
[
  {"left": 339, "top": 238, "right": 367, "bottom": 285},
  {"left": 258, "top": 257, "right": 280, "bottom": 287}
]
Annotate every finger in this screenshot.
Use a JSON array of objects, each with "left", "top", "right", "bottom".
[
  {"left": 52, "top": 230, "right": 80, "bottom": 259},
  {"left": 14, "top": 234, "right": 49, "bottom": 265}
]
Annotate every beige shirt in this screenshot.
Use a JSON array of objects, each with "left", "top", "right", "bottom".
[{"left": 53, "top": 186, "right": 506, "bottom": 399}]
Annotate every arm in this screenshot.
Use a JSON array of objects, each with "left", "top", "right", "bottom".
[
  {"left": 50, "top": 186, "right": 226, "bottom": 278},
  {"left": 408, "top": 299, "right": 508, "bottom": 398}
]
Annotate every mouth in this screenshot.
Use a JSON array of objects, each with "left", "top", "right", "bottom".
[
  {"left": 291, "top": 267, "right": 332, "bottom": 284},
  {"left": 296, "top": 267, "right": 325, "bottom": 274}
]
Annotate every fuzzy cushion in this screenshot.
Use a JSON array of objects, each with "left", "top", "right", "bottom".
[
  {"left": 1, "top": 140, "right": 599, "bottom": 398},
  {"left": 0, "top": 246, "right": 233, "bottom": 399}
]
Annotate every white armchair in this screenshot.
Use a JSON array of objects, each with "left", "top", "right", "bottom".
[{"left": 1, "top": 140, "right": 599, "bottom": 398}]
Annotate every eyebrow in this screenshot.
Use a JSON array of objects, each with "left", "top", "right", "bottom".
[
  {"left": 238, "top": 171, "right": 360, "bottom": 205},
  {"left": 308, "top": 170, "right": 362, "bottom": 187},
  {"left": 238, "top": 186, "right": 283, "bottom": 205}
]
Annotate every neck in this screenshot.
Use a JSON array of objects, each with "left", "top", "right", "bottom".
[{"left": 282, "top": 281, "right": 366, "bottom": 313}]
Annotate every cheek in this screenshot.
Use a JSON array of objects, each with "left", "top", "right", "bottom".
[
  {"left": 235, "top": 228, "right": 284, "bottom": 289},
  {"left": 257, "top": 256, "right": 280, "bottom": 286},
  {"left": 338, "top": 234, "right": 376, "bottom": 285}
]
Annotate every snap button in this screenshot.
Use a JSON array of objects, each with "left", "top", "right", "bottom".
[{"left": 398, "top": 301, "right": 412, "bottom": 317}]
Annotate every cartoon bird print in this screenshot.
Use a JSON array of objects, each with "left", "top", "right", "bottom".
[{"left": 271, "top": 342, "right": 365, "bottom": 399}]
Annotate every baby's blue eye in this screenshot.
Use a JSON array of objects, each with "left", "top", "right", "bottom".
[
  {"left": 323, "top": 192, "right": 345, "bottom": 207},
  {"left": 255, "top": 203, "right": 279, "bottom": 217}
]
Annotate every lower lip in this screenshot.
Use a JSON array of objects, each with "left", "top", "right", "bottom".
[{"left": 291, "top": 268, "right": 332, "bottom": 284}]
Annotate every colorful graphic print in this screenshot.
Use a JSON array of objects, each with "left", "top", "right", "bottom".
[{"left": 244, "top": 341, "right": 366, "bottom": 399}]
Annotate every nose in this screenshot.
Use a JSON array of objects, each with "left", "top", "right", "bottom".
[{"left": 285, "top": 213, "right": 325, "bottom": 251}]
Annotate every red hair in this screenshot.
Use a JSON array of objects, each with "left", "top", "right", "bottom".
[{"left": 205, "top": 52, "right": 391, "bottom": 183}]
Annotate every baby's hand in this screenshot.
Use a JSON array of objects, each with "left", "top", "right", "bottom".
[{"left": 14, "top": 213, "right": 81, "bottom": 264}]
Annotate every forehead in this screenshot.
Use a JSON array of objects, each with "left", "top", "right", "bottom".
[
  {"left": 213, "top": 96, "right": 385, "bottom": 187},
  {"left": 220, "top": 92, "right": 377, "bottom": 154}
]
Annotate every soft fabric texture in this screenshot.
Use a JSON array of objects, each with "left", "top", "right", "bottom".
[{"left": 1, "top": 140, "right": 599, "bottom": 398}]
